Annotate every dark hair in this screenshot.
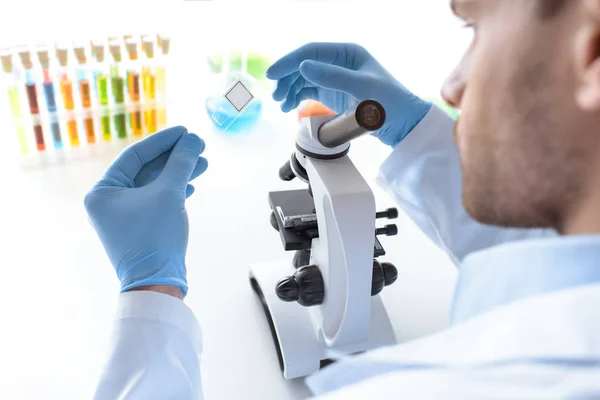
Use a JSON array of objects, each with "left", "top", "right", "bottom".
[{"left": 538, "top": 0, "right": 568, "bottom": 19}]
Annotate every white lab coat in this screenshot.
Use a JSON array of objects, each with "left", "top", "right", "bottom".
[{"left": 93, "top": 106, "right": 600, "bottom": 399}]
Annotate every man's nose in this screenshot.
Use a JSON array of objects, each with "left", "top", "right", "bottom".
[
  {"left": 442, "top": 67, "right": 466, "bottom": 109},
  {"left": 441, "top": 53, "right": 470, "bottom": 109}
]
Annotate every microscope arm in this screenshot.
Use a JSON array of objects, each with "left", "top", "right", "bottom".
[{"left": 301, "top": 154, "right": 376, "bottom": 347}]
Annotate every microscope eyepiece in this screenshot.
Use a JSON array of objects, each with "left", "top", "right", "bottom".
[
  {"left": 355, "top": 100, "right": 386, "bottom": 131},
  {"left": 317, "top": 100, "right": 386, "bottom": 148}
]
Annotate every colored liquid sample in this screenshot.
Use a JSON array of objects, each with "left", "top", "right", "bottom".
[
  {"left": 8, "top": 85, "right": 21, "bottom": 115},
  {"left": 25, "top": 83, "right": 40, "bottom": 114},
  {"left": 61, "top": 78, "right": 79, "bottom": 147},
  {"left": 130, "top": 111, "right": 142, "bottom": 136},
  {"left": 8, "top": 86, "right": 29, "bottom": 154},
  {"left": 80, "top": 80, "right": 92, "bottom": 107},
  {"left": 127, "top": 71, "right": 142, "bottom": 136},
  {"left": 101, "top": 115, "right": 111, "bottom": 141},
  {"left": 142, "top": 67, "right": 155, "bottom": 98},
  {"left": 97, "top": 74, "right": 109, "bottom": 105},
  {"left": 96, "top": 74, "right": 111, "bottom": 141},
  {"left": 156, "top": 65, "right": 167, "bottom": 125},
  {"left": 144, "top": 108, "right": 157, "bottom": 133},
  {"left": 144, "top": 73, "right": 156, "bottom": 133},
  {"left": 128, "top": 71, "right": 140, "bottom": 100},
  {"left": 79, "top": 80, "right": 95, "bottom": 144},
  {"left": 50, "top": 121, "right": 62, "bottom": 147},
  {"left": 33, "top": 124, "right": 45, "bottom": 151},
  {"left": 111, "top": 76, "right": 127, "bottom": 139},
  {"left": 14, "top": 120, "right": 29, "bottom": 155},
  {"left": 42, "top": 73, "right": 63, "bottom": 149},
  {"left": 25, "top": 82, "right": 45, "bottom": 151},
  {"left": 84, "top": 118, "right": 95, "bottom": 143},
  {"left": 157, "top": 108, "right": 167, "bottom": 126},
  {"left": 43, "top": 82, "right": 57, "bottom": 110},
  {"left": 66, "top": 120, "right": 79, "bottom": 146},
  {"left": 205, "top": 95, "right": 262, "bottom": 133},
  {"left": 60, "top": 79, "right": 75, "bottom": 108}
]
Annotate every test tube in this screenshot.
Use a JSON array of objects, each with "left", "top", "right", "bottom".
[
  {"left": 109, "top": 41, "right": 127, "bottom": 140},
  {"left": 156, "top": 35, "right": 169, "bottom": 127},
  {"left": 142, "top": 37, "right": 157, "bottom": 134},
  {"left": 56, "top": 46, "right": 80, "bottom": 147},
  {"left": 18, "top": 49, "right": 45, "bottom": 152},
  {"left": 92, "top": 42, "right": 111, "bottom": 142},
  {"left": 1, "top": 51, "right": 29, "bottom": 155},
  {"left": 37, "top": 48, "right": 63, "bottom": 150},
  {"left": 124, "top": 39, "right": 143, "bottom": 137},
  {"left": 74, "top": 45, "right": 96, "bottom": 144}
]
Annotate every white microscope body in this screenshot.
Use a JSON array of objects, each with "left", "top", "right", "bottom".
[{"left": 250, "top": 100, "right": 398, "bottom": 379}]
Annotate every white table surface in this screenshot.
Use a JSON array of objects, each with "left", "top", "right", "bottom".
[{"left": 0, "top": 99, "right": 458, "bottom": 399}]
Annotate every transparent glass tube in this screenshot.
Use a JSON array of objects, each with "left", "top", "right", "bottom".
[{"left": 3, "top": 69, "right": 29, "bottom": 154}]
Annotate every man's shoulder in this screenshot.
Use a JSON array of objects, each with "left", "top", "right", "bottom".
[{"left": 307, "top": 283, "right": 600, "bottom": 397}]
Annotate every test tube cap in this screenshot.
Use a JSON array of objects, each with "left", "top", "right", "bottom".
[
  {"left": 56, "top": 46, "right": 69, "bottom": 67},
  {"left": 125, "top": 39, "right": 138, "bottom": 60},
  {"left": 159, "top": 36, "right": 170, "bottom": 55},
  {"left": 17, "top": 48, "right": 33, "bottom": 69},
  {"left": 92, "top": 42, "right": 105, "bottom": 62},
  {"left": 0, "top": 51, "right": 12, "bottom": 73},
  {"left": 142, "top": 38, "right": 154, "bottom": 58},
  {"left": 74, "top": 45, "right": 87, "bottom": 64},
  {"left": 37, "top": 49, "right": 51, "bottom": 69},
  {"left": 109, "top": 41, "right": 122, "bottom": 62}
]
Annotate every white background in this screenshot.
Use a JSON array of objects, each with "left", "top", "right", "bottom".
[{"left": 0, "top": 1, "right": 471, "bottom": 399}]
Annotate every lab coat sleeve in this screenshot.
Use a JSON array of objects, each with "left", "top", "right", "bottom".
[
  {"left": 94, "top": 291, "right": 203, "bottom": 400},
  {"left": 377, "top": 105, "right": 554, "bottom": 265}
]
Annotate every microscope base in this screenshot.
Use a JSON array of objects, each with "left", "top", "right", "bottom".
[{"left": 249, "top": 261, "right": 397, "bottom": 380}]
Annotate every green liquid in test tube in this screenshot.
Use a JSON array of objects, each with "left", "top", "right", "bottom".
[
  {"left": 97, "top": 74, "right": 112, "bottom": 141},
  {"left": 111, "top": 75, "right": 127, "bottom": 139}
]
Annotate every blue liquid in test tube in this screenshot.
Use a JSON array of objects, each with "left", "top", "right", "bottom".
[{"left": 42, "top": 69, "right": 63, "bottom": 149}]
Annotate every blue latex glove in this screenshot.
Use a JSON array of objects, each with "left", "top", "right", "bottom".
[
  {"left": 84, "top": 126, "right": 208, "bottom": 297},
  {"left": 266, "top": 43, "right": 432, "bottom": 147}
]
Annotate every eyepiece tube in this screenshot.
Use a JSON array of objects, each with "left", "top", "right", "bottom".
[{"left": 317, "top": 100, "right": 385, "bottom": 148}]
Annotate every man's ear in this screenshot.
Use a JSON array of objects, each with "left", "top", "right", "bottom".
[{"left": 575, "top": 0, "right": 600, "bottom": 111}]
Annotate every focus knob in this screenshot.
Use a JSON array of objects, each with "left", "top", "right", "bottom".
[
  {"left": 275, "top": 265, "right": 324, "bottom": 307},
  {"left": 371, "top": 260, "right": 398, "bottom": 296}
]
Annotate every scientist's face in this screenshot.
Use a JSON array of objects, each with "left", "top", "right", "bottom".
[{"left": 442, "top": 0, "right": 600, "bottom": 232}]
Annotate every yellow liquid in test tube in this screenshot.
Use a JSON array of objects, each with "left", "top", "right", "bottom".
[
  {"left": 155, "top": 65, "right": 166, "bottom": 125},
  {"left": 143, "top": 70, "right": 157, "bottom": 134},
  {"left": 8, "top": 85, "right": 29, "bottom": 154}
]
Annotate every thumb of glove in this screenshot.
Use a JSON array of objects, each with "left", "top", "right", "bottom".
[
  {"left": 159, "top": 133, "right": 206, "bottom": 195},
  {"left": 299, "top": 60, "right": 366, "bottom": 97}
]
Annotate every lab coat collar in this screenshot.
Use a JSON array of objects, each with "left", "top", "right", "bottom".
[{"left": 450, "top": 234, "right": 600, "bottom": 325}]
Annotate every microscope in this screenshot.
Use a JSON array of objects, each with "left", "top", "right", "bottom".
[{"left": 250, "top": 100, "right": 399, "bottom": 379}]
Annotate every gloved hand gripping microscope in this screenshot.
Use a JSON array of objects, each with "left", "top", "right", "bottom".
[{"left": 250, "top": 100, "right": 399, "bottom": 379}]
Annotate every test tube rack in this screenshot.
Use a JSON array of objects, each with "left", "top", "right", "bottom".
[{"left": 0, "top": 34, "right": 171, "bottom": 168}]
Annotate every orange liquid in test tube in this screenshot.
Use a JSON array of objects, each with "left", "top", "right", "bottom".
[
  {"left": 61, "top": 77, "right": 79, "bottom": 147},
  {"left": 79, "top": 80, "right": 95, "bottom": 143}
]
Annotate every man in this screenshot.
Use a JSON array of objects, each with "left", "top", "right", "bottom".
[{"left": 86, "top": 0, "right": 600, "bottom": 398}]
